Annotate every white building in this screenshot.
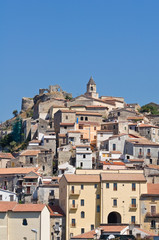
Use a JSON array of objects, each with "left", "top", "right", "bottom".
[
  {"left": 0, "top": 189, "right": 17, "bottom": 202},
  {"left": 76, "top": 145, "right": 92, "bottom": 169}
]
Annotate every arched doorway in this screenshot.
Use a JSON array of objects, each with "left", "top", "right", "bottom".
[{"left": 108, "top": 212, "right": 121, "bottom": 223}]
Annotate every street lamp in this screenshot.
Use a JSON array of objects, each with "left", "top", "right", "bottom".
[{"left": 31, "top": 229, "right": 38, "bottom": 240}]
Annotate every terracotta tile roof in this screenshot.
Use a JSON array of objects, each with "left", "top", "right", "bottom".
[
  {"left": 127, "top": 116, "right": 144, "bottom": 120},
  {"left": 60, "top": 110, "right": 76, "bottom": 113},
  {"left": 101, "top": 161, "right": 125, "bottom": 166},
  {"left": 23, "top": 175, "right": 39, "bottom": 179},
  {"left": 0, "top": 202, "right": 45, "bottom": 212},
  {"left": 136, "top": 228, "right": 157, "bottom": 236},
  {"left": 0, "top": 152, "right": 15, "bottom": 159},
  {"left": 86, "top": 105, "right": 108, "bottom": 109},
  {"left": 129, "top": 159, "right": 144, "bottom": 162},
  {"left": 76, "top": 111, "right": 102, "bottom": 116},
  {"left": 70, "top": 105, "right": 86, "bottom": 107},
  {"left": 72, "top": 225, "right": 128, "bottom": 239},
  {"left": 78, "top": 121, "right": 100, "bottom": 126},
  {"left": 0, "top": 202, "right": 17, "bottom": 212},
  {"left": 12, "top": 203, "right": 45, "bottom": 212},
  {"left": 138, "top": 124, "right": 158, "bottom": 128},
  {"left": 101, "top": 173, "right": 146, "bottom": 182},
  {"left": 63, "top": 174, "right": 100, "bottom": 183},
  {"left": 76, "top": 145, "right": 90, "bottom": 148},
  {"left": 147, "top": 183, "right": 159, "bottom": 194},
  {"left": 58, "top": 134, "right": 66, "bottom": 137},
  {"left": 0, "top": 167, "right": 38, "bottom": 175},
  {"left": 126, "top": 138, "right": 159, "bottom": 146},
  {"left": 60, "top": 123, "right": 74, "bottom": 126},
  {"left": 67, "top": 131, "right": 81, "bottom": 133},
  {"left": 48, "top": 205, "right": 65, "bottom": 217},
  {"left": 20, "top": 150, "right": 41, "bottom": 156},
  {"left": 110, "top": 151, "right": 122, "bottom": 154},
  {"left": 147, "top": 164, "right": 159, "bottom": 170}
]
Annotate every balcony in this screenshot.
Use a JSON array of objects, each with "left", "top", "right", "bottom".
[
  {"left": 69, "top": 204, "right": 78, "bottom": 211},
  {"left": 69, "top": 190, "right": 80, "bottom": 196},
  {"left": 145, "top": 212, "right": 159, "bottom": 218},
  {"left": 23, "top": 182, "right": 37, "bottom": 186},
  {"left": 146, "top": 153, "right": 151, "bottom": 158},
  {"left": 129, "top": 204, "right": 137, "bottom": 211},
  {"left": 70, "top": 223, "right": 76, "bottom": 228},
  {"left": 138, "top": 153, "right": 143, "bottom": 158}
]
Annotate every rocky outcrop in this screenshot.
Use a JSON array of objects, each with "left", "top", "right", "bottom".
[{"left": 21, "top": 97, "right": 34, "bottom": 112}]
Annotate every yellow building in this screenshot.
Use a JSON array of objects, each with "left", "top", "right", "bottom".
[
  {"left": 59, "top": 174, "right": 101, "bottom": 240},
  {"left": 59, "top": 170, "right": 147, "bottom": 240},
  {"left": 141, "top": 183, "right": 159, "bottom": 235}
]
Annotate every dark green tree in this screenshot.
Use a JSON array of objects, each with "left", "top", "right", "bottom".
[{"left": 12, "top": 110, "right": 18, "bottom": 117}]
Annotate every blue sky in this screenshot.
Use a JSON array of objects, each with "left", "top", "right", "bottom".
[{"left": 0, "top": 0, "right": 159, "bottom": 122}]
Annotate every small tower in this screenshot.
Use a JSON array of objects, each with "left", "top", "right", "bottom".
[{"left": 85, "top": 76, "right": 99, "bottom": 99}]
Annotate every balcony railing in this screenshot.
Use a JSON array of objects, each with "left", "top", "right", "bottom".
[
  {"left": 69, "top": 190, "right": 80, "bottom": 196},
  {"left": 129, "top": 204, "right": 137, "bottom": 211},
  {"left": 70, "top": 223, "right": 76, "bottom": 228},
  {"left": 138, "top": 153, "right": 143, "bottom": 158},
  {"left": 145, "top": 212, "right": 159, "bottom": 218},
  {"left": 23, "top": 182, "right": 37, "bottom": 186},
  {"left": 69, "top": 204, "right": 78, "bottom": 210}
]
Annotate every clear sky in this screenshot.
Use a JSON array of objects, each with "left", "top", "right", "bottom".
[{"left": 0, "top": 0, "right": 159, "bottom": 122}]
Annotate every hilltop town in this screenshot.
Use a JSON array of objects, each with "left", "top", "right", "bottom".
[{"left": 0, "top": 77, "right": 159, "bottom": 240}]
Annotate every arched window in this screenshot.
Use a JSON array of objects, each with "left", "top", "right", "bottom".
[
  {"left": 22, "top": 219, "right": 28, "bottom": 226},
  {"left": 91, "top": 87, "right": 93, "bottom": 91},
  {"left": 81, "top": 211, "right": 85, "bottom": 218}
]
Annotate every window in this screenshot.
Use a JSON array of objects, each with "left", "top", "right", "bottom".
[
  {"left": 0, "top": 195, "right": 2, "bottom": 200},
  {"left": 81, "top": 199, "right": 84, "bottom": 206},
  {"left": 91, "top": 86, "right": 93, "bottom": 91},
  {"left": 80, "top": 117, "right": 83, "bottom": 121},
  {"left": 113, "top": 144, "right": 116, "bottom": 151},
  {"left": 81, "top": 228, "right": 85, "bottom": 234},
  {"left": 79, "top": 125, "right": 83, "bottom": 129},
  {"left": 83, "top": 154, "right": 86, "bottom": 159},
  {"left": 81, "top": 185, "right": 84, "bottom": 190},
  {"left": 85, "top": 117, "right": 88, "bottom": 121},
  {"left": 72, "top": 219, "right": 76, "bottom": 227},
  {"left": 151, "top": 206, "right": 156, "bottom": 215},
  {"left": 132, "top": 183, "right": 136, "bottom": 191},
  {"left": 113, "top": 125, "right": 116, "bottom": 129},
  {"left": 151, "top": 220, "right": 156, "bottom": 229},
  {"left": 71, "top": 186, "right": 74, "bottom": 194},
  {"left": 94, "top": 184, "right": 97, "bottom": 188},
  {"left": 131, "top": 199, "right": 136, "bottom": 207},
  {"left": 42, "top": 165, "right": 45, "bottom": 171},
  {"left": 97, "top": 194, "right": 100, "bottom": 199},
  {"left": 147, "top": 149, "right": 151, "bottom": 155},
  {"left": 80, "top": 162, "right": 83, "bottom": 167},
  {"left": 113, "top": 183, "right": 117, "bottom": 191},
  {"left": 97, "top": 205, "right": 100, "bottom": 213},
  {"left": 94, "top": 127, "right": 96, "bottom": 130},
  {"left": 72, "top": 200, "right": 75, "bottom": 207},
  {"left": 150, "top": 159, "right": 152, "bottom": 164},
  {"left": 91, "top": 225, "right": 94, "bottom": 230},
  {"left": 45, "top": 157, "right": 47, "bottom": 162},
  {"left": 131, "top": 216, "right": 135, "bottom": 224},
  {"left": 46, "top": 139, "right": 49, "bottom": 143},
  {"left": 113, "top": 199, "right": 117, "bottom": 207},
  {"left": 64, "top": 126, "right": 67, "bottom": 129},
  {"left": 106, "top": 183, "right": 109, "bottom": 188},
  {"left": 81, "top": 211, "right": 85, "bottom": 218},
  {"left": 66, "top": 115, "right": 68, "bottom": 120},
  {"left": 22, "top": 219, "right": 28, "bottom": 226},
  {"left": 30, "top": 157, "right": 33, "bottom": 164},
  {"left": 10, "top": 195, "right": 14, "bottom": 201}
]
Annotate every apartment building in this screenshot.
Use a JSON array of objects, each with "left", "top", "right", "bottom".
[{"left": 59, "top": 170, "right": 147, "bottom": 240}]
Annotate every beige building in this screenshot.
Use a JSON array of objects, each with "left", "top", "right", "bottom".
[
  {"left": 141, "top": 183, "right": 159, "bottom": 235},
  {"left": 0, "top": 202, "right": 50, "bottom": 240},
  {"left": 59, "top": 170, "right": 147, "bottom": 240}
]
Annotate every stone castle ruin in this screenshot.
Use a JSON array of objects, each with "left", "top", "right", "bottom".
[{"left": 39, "top": 85, "right": 72, "bottom": 99}]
